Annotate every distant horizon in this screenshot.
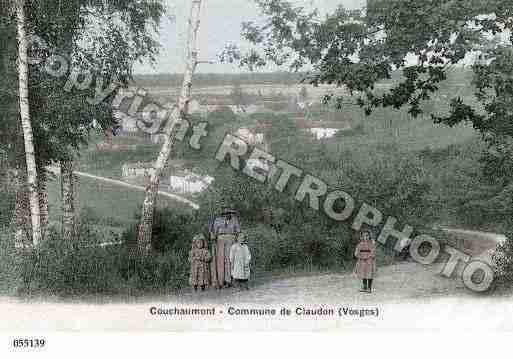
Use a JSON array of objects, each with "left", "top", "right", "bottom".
[
  {"left": 133, "top": 70, "right": 307, "bottom": 76},
  {"left": 132, "top": 66, "right": 473, "bottom": 78}
]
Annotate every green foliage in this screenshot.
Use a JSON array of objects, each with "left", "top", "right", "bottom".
[
  {"left": 11, "top": 217, "right": 192, "bottom": 296},
  {"left": 0, "top": 159, "right": 15, "bottom": 229},
  {"left": 122, "top": 208, "right": 202, "bottom": 255},
  {"left": 493, "top": 232, "right": 513, "bottom": 289},
  {"left": 336, "top": 150, "right": 433, "bottom": 228},
  {"left": 335, "top": 123, "right": 365, "bottom": 138},
  {"left": 245, "top": 224, "right": 356, "bottom": 275},
  {"left": 0, "top": 190, "right": 15, "bottom": 229},
  {"left": 207, "top": 106, "right": 238, "bottom": 122},
  {"left": 420, "top": 139, "right": 513, "bottom": 231},
  {"left": 0, "top": 10, "right": 20, "bottom": 167},
  {"left": 225, "top": 0, "right": 513, "bottom": 176},
  {"left": 0, "top": 231, "right": 22, "bottom": 295},
  {"left": 1, "top": 0, "right": 166, "bottom": 175},
  {"left": 197, "top": 137, "right": 434, "bottom": 271},
  {"left": 23, "top": 235, "right": 125, "bottom": 295}
]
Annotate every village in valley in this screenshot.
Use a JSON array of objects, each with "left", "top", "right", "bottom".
[{"left": 94, "top": 81, "right": 352, "bottom": 198}]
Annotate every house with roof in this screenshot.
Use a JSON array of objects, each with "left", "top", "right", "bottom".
[
  {"left": 113, "top": 111, "right": 139, "bottom": 135},
  {"left": 165, "top": 173, "right": 214, "bottom": 194},
  {"left": 235, "top": 127, "right": 269, "bottom": 151}
]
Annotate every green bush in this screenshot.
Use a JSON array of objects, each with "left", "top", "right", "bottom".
[
  {"left": 0, "top": 230, "right": 22, "bottom": 295},
  {"left": 243, "top": 223, "right": 363, "bottom": 275},
  {"left": 14, "top": 213, "right": 195, "bottom": 296},
  {"left": 335, "top": 123, "right": 365, "bottom": 138},
  {"left": 124, "top": 252, "right": 189, "bottom": 291},
  {"left": 493, "top": 232, "right": 513, "bottom": 289},
  {"left": 0, "top": 176, "right": 15, "bottom": 229},
  {"left": 21, "top": 228, "right": 126, "bottom": 295},
  {"left": 122, "top": 208, "right": 202, "bottom": 254}
]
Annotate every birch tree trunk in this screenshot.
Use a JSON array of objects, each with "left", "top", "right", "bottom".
[
  {"left": 61, "top": 159, "right": 76, "bottom": 241},
  {"left": 13, "top": 167, "right": 31, "bottom": 248},
  {"left": 137, "top": 0, "right": 203, "bottom": 254},
  {"left": 16, "top": 0, "right": 42, "bottom": 246},
  {"left": 73, "top": 170, "right": 80, "bottom": 238},
  {"left": 38, "top": 165, "right": 49, "bottom": 237}
]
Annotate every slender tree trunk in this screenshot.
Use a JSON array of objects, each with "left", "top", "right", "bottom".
[
  {"left": 16, "top": 0, "right": 41, "bottom": 246},
  {"left": 37, "top": 166, "right": 49, "bottom": 237},
  {"left": 61, "top": 159, "right": 76, "bottom": 241},
  {"left": 137, "top": 0, "right": 203, "bottom": 254},
  {"left": 73, "top": 171, "right": 80, "bottom": 238},
  {"left": 14, "top": 164, "right": 48, "bottom": 244},
  {"left": 13, "top": 167, "right": 30, "bottom": 248},
  {"left": 12, "top": 128, "right": 29, "bottom": 247}
]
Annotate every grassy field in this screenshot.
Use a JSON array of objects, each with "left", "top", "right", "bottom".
[
  {"left": 77, "top": 143, "right": 162, "bottom": 179},
  {"left": 46, "top": 175, "right": 195, "bottom": 228}
]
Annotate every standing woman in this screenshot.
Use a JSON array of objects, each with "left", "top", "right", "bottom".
[
  {"left": 354, "top": 230, "right": 376, "bottom": 293},
  {"left": 209, "top": 209, "right": 240, "bottom": 289}
]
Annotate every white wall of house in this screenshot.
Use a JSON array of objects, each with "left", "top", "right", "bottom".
[
  {"left": 114, "top": 111, "right": 138, "bottom": 133},
  {"left": 309, "top": 128, "right": 339, "bottom": 140},
  {"left": 168, "top": 174, "right": 214, "bottom": 194},
  {"left": 236, "top": 128, "right": 265, "bottom": 145}
]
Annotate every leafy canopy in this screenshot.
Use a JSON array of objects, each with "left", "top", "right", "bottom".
[{"left": 223, "top": 0, "right": 513, "bottom": 137}]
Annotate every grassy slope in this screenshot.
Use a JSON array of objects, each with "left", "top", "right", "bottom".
[{"left": 46, "top": 175, "right": 195, "bottom": 228}]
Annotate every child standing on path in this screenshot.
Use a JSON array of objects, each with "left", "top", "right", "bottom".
[
  {"left": 189, "top": 234, "right": 211, "bottom": 291},
  {"left": 354, "top": 230, "right": 377, "bottom": 293},
  {"left": 230, "top": 233, "right": 252, "bottom": 290}
]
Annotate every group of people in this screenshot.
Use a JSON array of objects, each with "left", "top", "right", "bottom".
[
  {"left": 189, "top": 208, "right": 378, "bottom": 294},
  {"left": 189, "top": 209, "right": 252, "bottom": 291}
]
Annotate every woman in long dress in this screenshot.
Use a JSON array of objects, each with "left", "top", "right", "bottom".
[
  {"left": 354, "top": 230, "right": 376, "bottom": 293},
  {"left": 209, "top": 210, "right": 240, "bottom": 289}
]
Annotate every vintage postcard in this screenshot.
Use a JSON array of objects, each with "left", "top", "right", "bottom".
[{"left": 1, "top": 0, "right": 513, "bottom": 348}]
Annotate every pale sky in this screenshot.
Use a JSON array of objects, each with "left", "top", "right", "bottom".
[{"left": 134, "top": 0, "right": 365, "bottom": 74}]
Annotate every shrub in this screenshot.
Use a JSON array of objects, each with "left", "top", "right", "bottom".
[
  {"left": 122, "top": 208, "right": 202, "bottom": 254},
  {"left": 0, "top": 173, "right": 15, "bottom": 228},
  {"left": 335, "top": 123, "right": 365, "bottom": 138},
  {"left": 244, "top": 223, "right": 368, "bottom": 275},
  {"left": 493, "top": 232, "right": 513, "bottom": 289},
  {"left": 0, "top": 207, "right": 205, "bottom": 296},
  {"left": 208, "top": 106, "right": 237, "bottom": 121},
  {"left": 16, "top": 221, "right": 192, "bottom": 296},
  {"left": 0, "top": 230, "right": 22, "bottom": 294},
  {"left": 21, "top": 228, "right": 126, "bottom": 295}
]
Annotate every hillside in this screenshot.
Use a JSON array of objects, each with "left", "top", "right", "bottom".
[{"left": 43, "top": 69, "right": 482, "bottom": 230}]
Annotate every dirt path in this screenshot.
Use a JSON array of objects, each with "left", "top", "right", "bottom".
[{"left": 1, "top": 261, "right": 512, "bottom": 331}]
